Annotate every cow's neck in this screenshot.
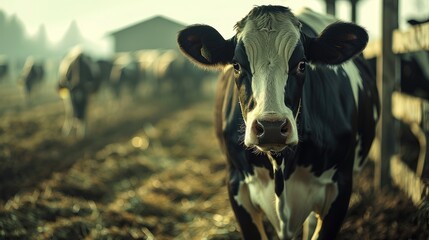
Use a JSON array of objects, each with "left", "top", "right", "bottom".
[{"left": 266, "top": 143, "right": 299, "bottom": 196}]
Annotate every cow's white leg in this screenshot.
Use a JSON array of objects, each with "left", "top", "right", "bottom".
[
  {"left": 310, "top": 214, "right": 323, "bottom": 240},
  {"left": 61, "top": 97, "right": 73, "bottom": 136},
  {"left": 230, "top": 178, "right": 269, "bottom": 240},
  {"left": 302, "top": 212, "right": 317, "bottom": 240},
  {"left": 76, "top": 118, "right": 87, "bottom": 138},
  {"left": 62, "top": 119, "right": 72, "bottom": 136}
]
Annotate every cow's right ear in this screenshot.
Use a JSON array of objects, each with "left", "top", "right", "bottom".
[
  {"left": 177, "top": 25, "right": 235, "bottom": 69},
  {"left": 304, "top": 22, "right": 368, "bottom": 65}
]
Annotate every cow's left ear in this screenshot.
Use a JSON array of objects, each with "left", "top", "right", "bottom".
[
  {"left": 305, "top": 22, "right": 368, "bottom": 65},
  {"left": 177, "top": 24, "right": 236, "bottom": 69}
]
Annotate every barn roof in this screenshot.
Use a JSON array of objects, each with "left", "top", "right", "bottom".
[{"left": 109, "top": 15, "right": 187, "bottom": 36}]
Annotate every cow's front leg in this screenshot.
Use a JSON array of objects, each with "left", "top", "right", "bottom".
[
  {"left": 76, "top": 118, "right": 87, "bottom": 139},
  {"left": 61, "top": 97, "right": 73, "bottom": 136},
  {"left": 316, "top": 174, "right": 352, "bottom": 240},
  {"left": 228, "top": 173, "right": 268, "bottom": 240},
  {"left": 302, "top": 212, "right": 318, "bottom": 240}
]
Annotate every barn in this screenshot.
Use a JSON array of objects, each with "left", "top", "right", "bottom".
[{"left": 109, "top": 15, "right": 186, "bottom": 52}]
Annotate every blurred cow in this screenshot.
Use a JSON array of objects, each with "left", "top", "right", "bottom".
[
  {"left": 136, "top": 50, "right": 162, "bottom": 95},
  {"left": 153, "top": 50, "right": 183, "bottom": 94},
  {"left": 18, "top": 57, "right": 45, "bottom": 103},
  {"left": 0, "top": 58, "right": 9, "bottom": 83},
  {"left": 0, "top": 63, "right": 9, "bottom": 82},
  {"left": 96, "top": 58, "right": 114, "bottom": 86},
  {"left": 401, "top": 51, "right": 429, "bottom": 99},
  {"left": 400, "top": 18, "right": 429, "bottom": 99},
  {"left": 58, "top": 47, "right": 101, "bottom": 138},
  {"left": 0, "top": 64, "right": 7, "bottom": 80},
  {"left": 95, "top": 58, "right": 114, "bottom": 99},
  {"left": 109, "top": 53, "right": 141, "bottom": 99},
  {"left": 182, "top": 55, "right": 216, "bottom": 97},
  {"left": 152, "top": 50, "right": 211, "bottom": 98},
  {"left": 367, "top": 18, "right": 429, "bottom": 100},
  {"left": 135, "top": 49, "right": 215, "bottom": 99}
]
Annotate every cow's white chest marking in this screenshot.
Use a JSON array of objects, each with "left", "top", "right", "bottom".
[{"left": 277, "top": 165, "right": 338, "bottom": 238}]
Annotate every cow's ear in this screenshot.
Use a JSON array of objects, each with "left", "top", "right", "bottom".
[
  {"left": 305, "top": 22, "right": 368, "bottom": 65},
  {"left": 177, "top": 25, "right": 235, "bottom": 69}
]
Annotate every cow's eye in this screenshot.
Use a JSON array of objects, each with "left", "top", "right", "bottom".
[
  {"left": 297, "top": 61, "right": 306, "bottom": 73},
  {"left": 232, "top": 61, "right": 241, "bottom": 74}
]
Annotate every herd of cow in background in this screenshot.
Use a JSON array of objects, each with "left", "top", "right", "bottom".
[
  {"left": 0, "top": 46, "right": 214, "bottom": 138},
  {"left": 0, "top": 18, "right": 427, "bottom": 140}
]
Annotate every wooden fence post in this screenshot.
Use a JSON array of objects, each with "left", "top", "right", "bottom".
[
  {"left": 350, "top": 0, "right": 359, "bottom": 23},
  {"left": 376, "top": 0, "right": 399, "bottom": 189},
  {"left": 325, "top": 0, "right": 336, "bottom": 16}
]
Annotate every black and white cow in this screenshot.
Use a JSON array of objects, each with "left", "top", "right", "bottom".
[
  {"left": 18, "top": 57, "right": 45, "bottom": 103},
  {"left": 399, "top": 18, "right": 429, "bottom": 99},
  {"left": 177, "top": 6, "right": 379, "bottom": 240},
  {"left": 0, "top": 59, "right": 9, "bottom": 83},
  {"left": 367, "top": 18, "right": 429, "bottom": 100},
  {"left": 96, "top": 58, "right": 114, "bottom": 87},
  {"left": 109, "top": 53, "right": 141, "bottom": 99},
  {"left": 58, "top": 47, "right": 101, "bottom": 138}
]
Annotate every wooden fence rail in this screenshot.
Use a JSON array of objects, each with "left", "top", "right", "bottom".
[{"left": 366, "top": 11, "right": 429, "bottom": 206}]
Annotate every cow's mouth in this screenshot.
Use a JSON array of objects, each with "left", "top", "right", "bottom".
[{"left": 255, "top": 144, "right": 287, "bottom": 153}]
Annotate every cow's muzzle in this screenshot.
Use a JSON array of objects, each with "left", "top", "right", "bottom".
[{"left": 252, "top": 119, "right": 291, "bottom": 152}]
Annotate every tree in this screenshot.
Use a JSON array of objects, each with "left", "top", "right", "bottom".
[
  {"left": 31, "top": 24, "right": 51, "bottom": 56},
  {"left": 5, "top": 14, "right": 27, "bottom": 57},
  {"left": 55, "top": 20, "right": 85, "bottom": 55}
]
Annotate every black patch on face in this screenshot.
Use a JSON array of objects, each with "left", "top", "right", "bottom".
[
  {"left": 288, "top": 42, "right": 306, "bottom": 74},
  {"left": 285, "top": 42, "right": 306, "bottom": 116},
  {"left": 233, "top": 41, "right": 255, "bottom": 121}
]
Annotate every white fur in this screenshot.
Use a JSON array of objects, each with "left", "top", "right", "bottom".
[
  {"left": 234, "top": 163, "right": 338, "bottom": 239},
  {"left": 342, "top": 61, "right": 363, "bottom": 108},
  {"left": 277, "top": 165, "right": 338, "bottom": 239},
  {"left": 234, "top": 167, "right": 276, "bottom": 240},
  {"left": 237, "top": 12, "right": 300, "bottom": 148},
  {"left": 295, "top": 8, "right": 337, "bottom": 34}
]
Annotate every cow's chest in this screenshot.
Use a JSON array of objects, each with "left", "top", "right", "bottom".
[
  {"left": 278, "top": 166, "right": 339, "bottom": 236},
  {"left": 234, "top": 164, "right": 339, "bottom": 237}
]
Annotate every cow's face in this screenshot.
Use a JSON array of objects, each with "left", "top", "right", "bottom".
[
  {"left": 177, "top": 6, "right": 368, "bottom": 153},
  {"left": 230, "top": 9, "right": 304, "bottom": 152}
]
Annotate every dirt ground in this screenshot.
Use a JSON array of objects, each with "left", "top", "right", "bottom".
[{"left": 0, "top": 78, "right": 428, "bottom": 240}]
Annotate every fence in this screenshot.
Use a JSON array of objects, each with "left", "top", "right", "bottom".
[{"left": 364, "top": 1, "right": 429, "bottom": 206}]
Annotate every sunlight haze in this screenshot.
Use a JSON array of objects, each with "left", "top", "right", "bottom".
[{"left": 0, "top": 0, "right": 427, "bottom": 54}]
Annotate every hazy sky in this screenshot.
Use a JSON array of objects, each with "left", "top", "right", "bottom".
[
  {"left": 0, "top": 0, "right": 427, "bottom": 51},
  {"left": 0, "top": 0, "right": 320, "bottom": 41}
]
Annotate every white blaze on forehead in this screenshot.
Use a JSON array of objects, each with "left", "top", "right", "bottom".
[
  {"left": 237, "top": 13, "right": 300, "bottom": 115},
  {"left": 237, "top": 12, "right": 301, "bottom": 147},
  {"left": 237, "top": 13, "right": 301, "bottom": 77}
]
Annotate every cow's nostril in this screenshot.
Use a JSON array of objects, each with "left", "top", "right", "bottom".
[
  {"left": 254, "top": 120, "right": 265, "bottom": 137},
  {"left": 280, "top": 120, "right": 290, "bottom": 136}
]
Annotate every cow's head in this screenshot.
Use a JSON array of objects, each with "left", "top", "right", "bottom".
[{"left": 177, "top": 6, "right": 368, "bottom": 153}]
